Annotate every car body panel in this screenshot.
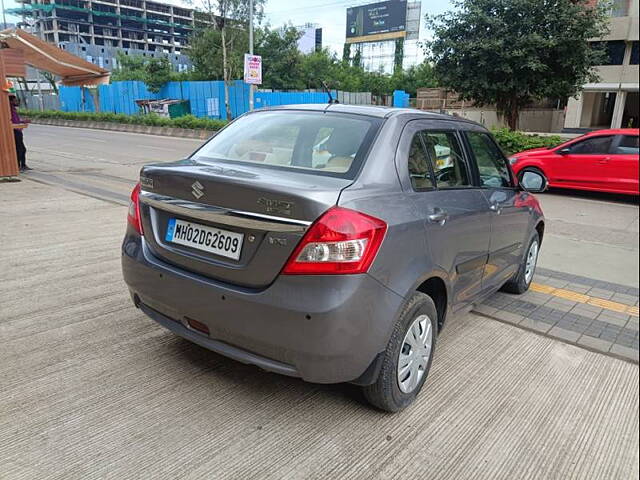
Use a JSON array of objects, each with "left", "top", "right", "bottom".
[{"left": 511, "top": 129, "right": 639, "bottom": 195}]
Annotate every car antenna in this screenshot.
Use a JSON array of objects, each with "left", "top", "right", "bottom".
[{"left": 322, "top": 81, "right": 339, "bottom": 104}]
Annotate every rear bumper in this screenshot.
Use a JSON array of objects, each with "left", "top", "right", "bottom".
[{"left": 121, "top": 232, "right": 404, "bottom": 384}]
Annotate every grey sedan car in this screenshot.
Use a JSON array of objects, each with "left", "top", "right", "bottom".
[{"left": 122, "top": 105, "right": 545, "bottom": 412}]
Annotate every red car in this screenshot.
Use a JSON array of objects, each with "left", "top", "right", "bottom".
[{"left": 510, "top": 129, "right": 639, "bottom": 195}]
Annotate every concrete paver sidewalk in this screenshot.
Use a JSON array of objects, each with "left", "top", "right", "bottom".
[{"left": 1, "top": 176, "right": 638, "bottom": 479}]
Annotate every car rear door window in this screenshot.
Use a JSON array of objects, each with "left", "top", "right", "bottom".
[
  {"left": 568, "top": 136, "right": 614, "bottom": 154},
  {"left": 408, "top": 133, "right": 435, "bottom": 190},
  {"left": 466, "top": 132, "right": 513, "bottom": 188},
  {"left": 424, "top": 131, "right": 470, "bottom": 189},
  {"left": 615, "top": 135, "right": 639, "bottom": 155}
]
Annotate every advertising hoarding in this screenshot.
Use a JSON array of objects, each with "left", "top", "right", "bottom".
[{"left": 346, "top": 1, "right": 407, "bottom": 44}]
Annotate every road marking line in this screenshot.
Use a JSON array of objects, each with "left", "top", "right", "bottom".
[{"left": 531, "top": 282, "right": 638, "bottom": 317}]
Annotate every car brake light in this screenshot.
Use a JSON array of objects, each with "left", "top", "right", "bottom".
[
  {"left": 127, "top": 182, "right": 143, "bottom": 235},
  {"left": 283, "top": 206, "right": 387, "bottom": 275}
]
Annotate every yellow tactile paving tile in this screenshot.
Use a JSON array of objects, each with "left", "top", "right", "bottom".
[{"left": 530, "top": 282, "right": 639, "bottom": 317}]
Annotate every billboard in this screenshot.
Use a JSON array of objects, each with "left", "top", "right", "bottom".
[{"left": 346, "top": 1, "right": 407, "bottom": 44}]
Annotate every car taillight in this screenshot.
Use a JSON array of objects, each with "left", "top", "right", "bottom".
[
  {"left": 283, "top": 206, "right": 387, "bottom": 275},
  {"left": 127, "top": 182, "right": 143, "bottom": 235}
]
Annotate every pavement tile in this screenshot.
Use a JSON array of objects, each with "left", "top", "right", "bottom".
[
  {"left": 505, "top": 299, "right": 539, "bottom": 316},
  {"left": 625, "top": 319, "right": 639, "bottom": 332},
  {"left": 616, "top": 335, "right": 640, "bottom": 350},
  {"left": 564, "top": 283, "right": 592, "bottom": 294},
  {"left": 600, "top": 327, "right": 623, "bottom": 342},
  {"left": 569, "top": 305, "right": 601, "bottom": 320},
  {"left": 577, "top": 335, "right": 613, "bottom": 353},
  {"left": 528, "top": 305, "right": 565, "bottom": 324},
  {"left": 483, "top": 294, "right": 515, "bottom": 309},
  {"left": 518, "top": 291, "right": 550, "bottom": 305},
  {"left": 491, "top": 310, "right": 524, "bottom": 325},
  {"left": 474, "top": 304, "right": 498, "bottom": 316},
  {"left": 610, "top": 293, "right": 639, "bottom": 306},
  {"left": 597, "top": 311, "right": 630, "bottom": 327},
  {"left": 545, "top": 298, "right": 577, "bottom": 312},
  {"left": 545, "top": 278, "right": 569, "bottom": 289},
  {"left": 548, "top": 326, "right": 581, "bottom": 343},
  {"left": 609, "top": 344, "right": 640, "bottom": 362},
  {"left": 517, "top": 317, "right": 552, "bottom": 333},
  {"left": 587, "top": 288, "right": 615, "bottom": 300}
]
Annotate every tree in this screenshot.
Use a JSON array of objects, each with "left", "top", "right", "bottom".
[
  {"left": 255, "top": 26, "right": 304, "bottom": 90},
  {"left": 190, "top": 0, "right": 264, "bottom": 119},
  {"left": 426, "top": 0, "right": 609, "bottom": 129},
  {"left": 144, "top": 58, "right": 172, "bottom": 93},
  {"left": 111, "top": 52, "right": 176, "bottom": 93}
]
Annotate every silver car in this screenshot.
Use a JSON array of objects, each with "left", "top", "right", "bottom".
[{"left": 122, "top": 105, "right": 546, "bottom": 412}]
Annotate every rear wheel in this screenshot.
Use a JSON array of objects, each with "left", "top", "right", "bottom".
[
  {"left": 502, "top": 232, "right": 540, "bottom": 294},
  {"left": 363, "top": 292, "right": 438, "bottom": 413}
]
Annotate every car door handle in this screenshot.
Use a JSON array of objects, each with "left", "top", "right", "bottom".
[
  {"left": 598, "top": 157, "right": 611, "bottom": 164},
  {"left": 427, "top": 209, "right": 448, "bottom": 225},
  {"left": 489, "top": 202, "right": 502, "bottom": 214}
]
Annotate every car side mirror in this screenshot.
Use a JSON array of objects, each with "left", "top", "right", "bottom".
[
  {"left": 520, "top": 171, "right": 547, "bottom": 193},
  {"left": 558, "top": 147, "right": 571, "bottom": 155}
]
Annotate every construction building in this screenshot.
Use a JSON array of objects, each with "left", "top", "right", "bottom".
[{"left": 4, "top": 0, "right": 207, "bottom": 70}]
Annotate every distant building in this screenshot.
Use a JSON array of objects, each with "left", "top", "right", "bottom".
[
  {"left": 564, "top": 0, "right": 639, "bottom": 131},
  {"left": 296, "top": 24, "right": 322, "bottom": 54},
  {"left": 59, "top": 42, "right": 191, "bottom": 72},
  {"left": 4, "top": 0, "right": 211, "bottom": 73}
]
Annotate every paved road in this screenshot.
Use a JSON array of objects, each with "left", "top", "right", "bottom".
[
  {"left": 22, "top": 124, "right": 639, "bottom": 287},
  {"left": 1, "top": 180, "right": 638, "bottom": 479}
]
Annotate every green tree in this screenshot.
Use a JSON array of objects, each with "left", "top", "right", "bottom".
[
  {"left": 144, "top": 57, "right": 173, "bottom": 93},
  {"left": 426, "top": 0, "right": 609, "bottom": 129},
  {"left": 190, "top": 0, "right": 265, "bottom": 119},
  {"left": 255, "top": 26, "right": 304, "bottom": 90},
  {"left": 111, "top": 52, "right": 146, "bottom": 82}
]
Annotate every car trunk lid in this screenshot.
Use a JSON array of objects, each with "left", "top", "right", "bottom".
[{"left": 138, "top": 160, "right": 351, "bottom": 288}]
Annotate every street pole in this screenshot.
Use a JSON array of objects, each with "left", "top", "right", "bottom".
[
  {"left": 248, "top": 0, "right": 254, "bottom": 111},
  {"left": 2, "top": 0, "right": 8, "bottom": 30}
]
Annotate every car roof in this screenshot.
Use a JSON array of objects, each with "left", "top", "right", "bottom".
[
  {"left": 583, "top": 128, "right": 639, "bottom": 136},
  {"left": 258, "top": 103, "right": 482, "bottom": 126}
]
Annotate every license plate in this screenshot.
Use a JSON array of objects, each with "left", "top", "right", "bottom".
[{"left": 165, "top": 218, "right": 243, "bottom": 260}]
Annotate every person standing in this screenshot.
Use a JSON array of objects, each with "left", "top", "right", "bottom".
[{"left": 9, "top": 91, "right": 30, "bottom": 171}]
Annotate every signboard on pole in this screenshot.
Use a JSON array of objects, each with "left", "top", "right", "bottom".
[{"left": 244, "top": 54, "right": 262, "bottom": 85}]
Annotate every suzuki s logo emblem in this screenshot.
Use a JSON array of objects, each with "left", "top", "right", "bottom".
[{"left": 191, "top": 181, "right": 204, "bottom": 199}]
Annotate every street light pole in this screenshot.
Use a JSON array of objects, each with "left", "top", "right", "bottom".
[
  {"left": 248, "top": 0, "right": 254, "bottom": 111},
  {"left": 2, "top": 0, "right": 8, "bottom": 30}
]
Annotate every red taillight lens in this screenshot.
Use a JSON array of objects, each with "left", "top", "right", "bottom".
[
  {"left": 127, "top": 182, "right": 143, "bottom": 235},
  {"left": 282, "top": 206, "right": 387, "bottom": 275}
]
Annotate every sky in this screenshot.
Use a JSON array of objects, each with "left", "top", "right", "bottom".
[{"left": 3, "top": 0, "right": 454, "bottom": 57}]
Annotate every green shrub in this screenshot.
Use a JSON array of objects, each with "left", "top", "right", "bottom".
[
  {"left": 18, "top": 109, "right": 226, "bottom": 131},
  {"left": 491, "top": 128, "right": 563, "bottom": 155}
]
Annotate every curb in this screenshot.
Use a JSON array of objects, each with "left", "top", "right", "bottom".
[{"left": 29, "top": 118, "right": 216, "bottom": 140}]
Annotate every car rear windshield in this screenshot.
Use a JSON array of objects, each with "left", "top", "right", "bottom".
[{"left": 191, "top": 111, "right": 382, "bottom": 179}]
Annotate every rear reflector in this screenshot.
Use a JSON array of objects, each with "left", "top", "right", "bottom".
[
  {"left": 282, "top": 206, "right": 387, "bottom": 275},
  {"left": 127, "top": 182, "right": 143, "bottom": 235},
  {"left": 187, "top": 317, "right": 210, "bottom": 335}
]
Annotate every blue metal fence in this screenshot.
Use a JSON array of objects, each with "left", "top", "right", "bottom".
[
  {"left": 58, "top": 81, "right": 344, "bottom": 119},
  {"left": 254, "top": 91, "right": 335, "bottom": 108}
]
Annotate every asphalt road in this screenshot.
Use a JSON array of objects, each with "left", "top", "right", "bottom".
[
  {"left": 0, "top": 124, "right": 637, "bottom": 479},
  {"left": 22, "top": 124, "right": 640, "bottom": 286}
]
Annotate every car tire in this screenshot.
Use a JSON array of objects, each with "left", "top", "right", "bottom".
[
  {"left": 501, "top": 232, "right": 540, "bottom": 294},
  {"left": 363, "top": 292, "right": 438, "bottom": 413},
  {"left": 518, "top": 167, "right": 547, "bottom": 190}
]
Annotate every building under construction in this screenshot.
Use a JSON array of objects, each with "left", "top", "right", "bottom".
[{"left": 6, "top": 0, "right": 209, "bottom": 56}]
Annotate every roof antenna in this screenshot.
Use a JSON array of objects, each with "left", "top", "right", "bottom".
[{"left": 322, "top": 81, "right": 339, "bottom": 104}]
